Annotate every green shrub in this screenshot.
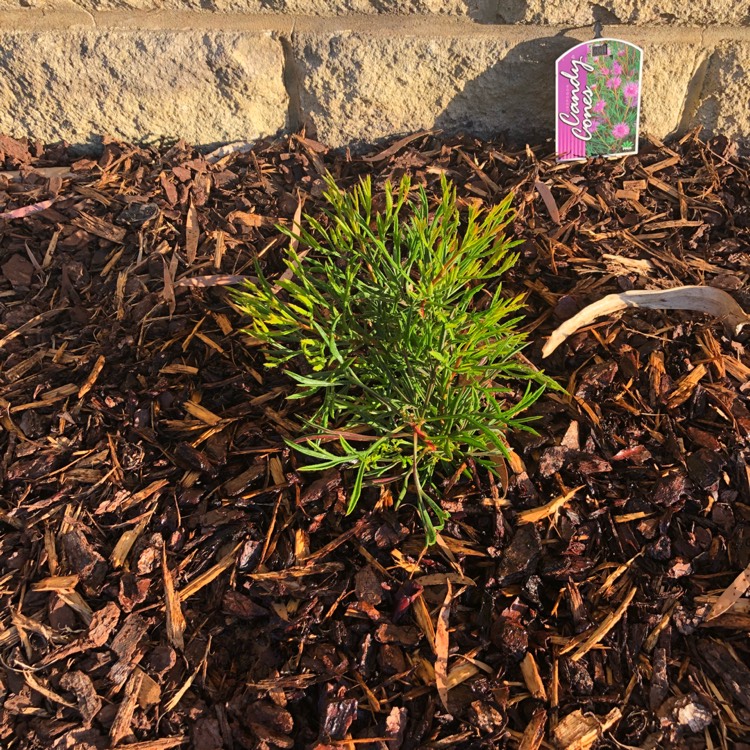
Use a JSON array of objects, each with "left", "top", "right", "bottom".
[{"left": 233, "top": 174, "right": 555, "bottom": 543}]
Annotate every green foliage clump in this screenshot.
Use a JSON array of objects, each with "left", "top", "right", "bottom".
[{"left": 233, "top": 174, "right": 554, "bottom": 543}]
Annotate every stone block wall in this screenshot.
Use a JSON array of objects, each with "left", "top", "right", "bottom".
[{"left": 0, "top": 0, "right": 748, "bottom": 149}]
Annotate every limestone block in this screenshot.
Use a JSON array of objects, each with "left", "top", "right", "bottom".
[
  {"left": 637, "top": 41, "right": 700, "bottom": 139},
  {"left": 693, "top": 43, "right": 750, "bottom": 144},
  {"left": 0, "top": 0, "right": 82, "bottom": 10},
  {"left": 496, "top": 0, "right": 750, "bottom": 26},
  {"left": 293, "top": 30, "right": 554, "bottom": 147},
  {"left": 2, "top": 0, "right": 495, "bottom": 19},
  {"left": 2, "top": 0, "right": 748, "bottom": 20},
  {"left": 292, "top": 29, "right": 698, "bottom": 148},
  {"left": 0, "top": 31, "right": 288, "bottom": 147}
]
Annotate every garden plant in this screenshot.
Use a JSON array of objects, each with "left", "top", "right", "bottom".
[{"left": 233, "top": 174, "right": 556, "bottom": 543}]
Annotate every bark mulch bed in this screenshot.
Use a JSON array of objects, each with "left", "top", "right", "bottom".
[{"left": 1, "top": 130, "right": 749, "bottom": 750}]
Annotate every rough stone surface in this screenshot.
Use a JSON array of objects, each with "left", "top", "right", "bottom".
[
  {"left": 694, "top": 43, "right": 750, "bottom": 144},
  {"left": 0, "top": 13, "right": 746, "bottom": 150},
  {"left": 292, "top": 30, "right": 701, "bottom": 148},
  {"left": 0, "top": 31, "right": 288, "bottom": 146},
  {"left": 496, "top": 0, "right": 750, "bottom": 26},
  {"left": 293, "top": 31, "right": 547, "bottom": 147},
  {"left": 0, "top": 0, "right": 494, "bottom": 17},
  {"left": 6, "top": 0, "right": 747, "bottom": 23},
  {"left": 0, "top": 0, "right": 81, "bottom": 8},
  {"left": 636, "top": 41, "right": 700, "bottom": 140}
]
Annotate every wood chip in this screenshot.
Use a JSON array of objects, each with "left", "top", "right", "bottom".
[
  {"left": 110, "top": 669, "right": 145, "bottom": 745},
  {"left": 552, "top": 708, "right": 622, "bottom": 750},
  {"left": 31, "top": 574, "right": 79, "bottom": 592},
  {"left": 517, "top": 485, "right": 584, "bottom": 524},
  {"left": 111, "top": 517, "right": 151, "bottom": 568},
  {"left": 137, "top": 667, "right": 162, "bottom": 709},
  {"left": 360, "top": 130, "right": 434, "bottom": 162},
  {"left": 535, "top": 181, "right": 561, "bottom": 225},
  {"left": 72, "top": 212, "right": 126, "bottom": 243},
  {"left": 185, "top": 200, "right": 199, "bottom": 264},
  {"left": 435, "top": 579, "right": 453, "bottom": 713},
  {"left": 162, "top": 545, "right": 186, "bottom": 650},
  {"left": 59, "top": 670, "right": 102, "bottom": 725},
  {"left": 111, "top": 740, "right": 186, "bottom": 750},
  {"left": 78, "top": 355, "right": 106, "bottom": 399},
  {"left": 518, "top": 708, "right": 547, "bottom": 750},
  {"left": 666, "top": 363, "right": 707, "bottom": 409},
  {"left": 178, "top": 543, "right": 240, "bottom": 602},
  {"left": 520, "top": 652, "right": 547, "bottom": 700},
  {"left": 706, "top": 559, "right": 750, "bottom": 622},
  {"left": 183, "top": 400, "right": 223, "bottom": 426},
  {"left": 567, "top": 586, "right": 638, "bottom": 661}
]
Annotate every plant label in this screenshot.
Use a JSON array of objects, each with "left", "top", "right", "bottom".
[{"left": 556, "top": 38, "right": 643, "bottom": 162}]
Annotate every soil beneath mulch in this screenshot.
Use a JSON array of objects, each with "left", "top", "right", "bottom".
[{"left": 1, "top": 130, "right": 750, "bottom": 750}]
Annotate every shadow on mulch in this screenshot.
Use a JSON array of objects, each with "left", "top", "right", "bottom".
[{"left": 1, "top": 129, "right": 750, "bottom": 750}]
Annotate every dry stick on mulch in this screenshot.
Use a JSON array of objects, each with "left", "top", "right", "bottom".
[{"left": 1, "top": 130, "right": 750, "bottom": 749}]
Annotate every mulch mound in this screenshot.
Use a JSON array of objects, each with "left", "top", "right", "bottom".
[{"left": 1, "top": 130, "right": 749, "bottom": 750}]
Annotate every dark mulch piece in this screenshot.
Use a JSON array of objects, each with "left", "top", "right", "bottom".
[{"left": 1, "top": 130, "right": 749, "bottom": 750}]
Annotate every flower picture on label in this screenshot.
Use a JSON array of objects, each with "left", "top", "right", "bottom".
[
  {"left": 584, "top": 40, "right": 641, "bottom": 156},
  {"left": 556, "top": 39, "right": 643, "bottom": 161}
]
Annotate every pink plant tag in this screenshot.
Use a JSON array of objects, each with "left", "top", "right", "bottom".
[{"left": 556, "top": 38, "right": 643, "bottom": 162}]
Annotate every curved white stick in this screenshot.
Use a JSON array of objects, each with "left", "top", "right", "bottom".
[{"left": 542, "top": 285, "right": 750, "bottom": 358}]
